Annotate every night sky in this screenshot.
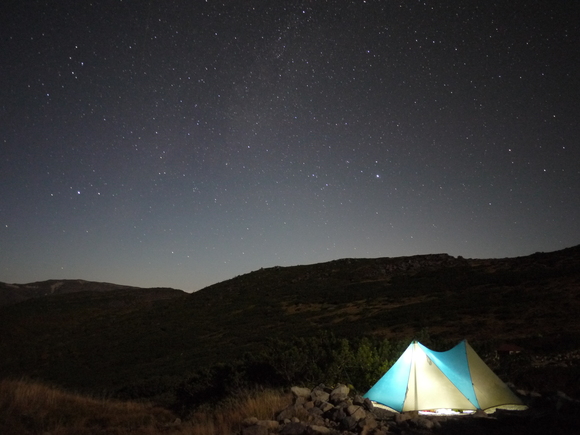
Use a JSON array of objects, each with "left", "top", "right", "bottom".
[{"left": 2, "top": 1, "right": 579, "bottom": 292}]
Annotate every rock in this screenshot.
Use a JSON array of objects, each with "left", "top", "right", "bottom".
[
  {"left": 280, "top": 421, "right": 309, "bottom": 435},
  {"left": 308, "top": 406, "right": 324, "bottom": 417},
  {"left": 311, "top": 386, "right": 330, "bottom": 403},
  {"left": 359, "top": 415, "right": 378, "bottom": 430},
  {"left": 242, "top": 416, "right": 259, "bottom": 426},
  {"left": 346, "top": 404, "right": 366, "bottom": 421},
  {"left": 317, "top": 401, "right": 334, "bottom": 413},
  {"left": 352, "top": 394, "right": 365, "bottom": 406},
  {"left": 339, "top": 415, "right": 358, "bottom": 431},
  {"left": 409, "top": 416, "right": 434, "bottom": 429},
  {"left": 363, "top": 397, "right": 374, "bottom": 411},
  {"left": 256, "top": 420, "right": 280, "bottom": 430},
  {"left": 295, "top": 396, "right": 308, "bottom": 406},
  {"left": 277, "top": 404, "right": 304, "bottom": 422},
  {"left": 292, "top": 386, "right": 312, "bottom": 398},
  {"left": 324, "top": 406, "right": 346, "bottom": 422},
  {"left": 358, "top": 415, "right": 378, "bottom": 435},
  {"left": 330, "top": 384, "right": 350, "bottom": 404},
  {"left": 473, "top": 409, "right": 488, "bottom": 418},
  {"left": 370, "top": 406, "right": 395, "bottom": 420},
  {"left": 394, "top": 412, "right": 412, "bottom": 424}
]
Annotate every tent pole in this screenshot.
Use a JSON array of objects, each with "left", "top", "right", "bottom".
[{"left": 413, "top": 342, "right": 419, "bottom": 411}]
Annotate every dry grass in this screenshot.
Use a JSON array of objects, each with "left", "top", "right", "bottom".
[
  {"left": 187, "top": 389, "right": 293, "bottom": 435},
  {"left": 0, "top": 378, "right": 178, "bottom": 435},
  {"left": 0, "top": 378, "right": 292, "bottom": 435}
]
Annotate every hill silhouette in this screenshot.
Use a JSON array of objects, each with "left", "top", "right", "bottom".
[{"left": 1, "top": 246, "right": 579, "bottom": 401}]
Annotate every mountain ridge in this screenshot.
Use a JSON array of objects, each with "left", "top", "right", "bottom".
[
  {"left": 1, "top": 245, "right": 579, "bottom": 397},
  {"left": 0, "top": 279, "right": 185, "bottom": 307}
]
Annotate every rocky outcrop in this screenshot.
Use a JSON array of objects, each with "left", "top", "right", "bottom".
[
  {"left": 240, "top": 383, "right": 422, "bottom": 435},
  {"left": 240, "top": 384, "right": 580, "bottom": 435}
]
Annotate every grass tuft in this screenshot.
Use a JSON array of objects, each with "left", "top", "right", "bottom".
[{"left": 187, "top": 388, "right": 292, "bottom": 435}]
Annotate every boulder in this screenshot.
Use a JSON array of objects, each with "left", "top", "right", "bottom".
[
  {"left": 329, "top": 384, "right": 350, "bottom": 404},
  {"left": 346, "top": 404, "right": 366, "bottom": 421},
  {"left": 292, "top": 386, "right": 312, "bottom": 398},
  {"left": 317, "top": 401, "right": 334, "bottom": 413},
  {"left": 311, "top": 386, "right": 331, "bottom": 403},
  {"left": 363, "top": 398, "right": 374, "bottom": 411}
]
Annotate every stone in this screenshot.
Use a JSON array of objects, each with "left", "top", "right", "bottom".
[
  {"left": 295, "top": 396, "right": 307, "bottom": 406},
  {"left": 308, "top": 406, "right": 324, "bottom": 419},
  {"left": 292, "top": 386, "right": 312, "bottom": 398},
  {"left": 277, "top": 404, "right": 304, "bottom": 421},
  {"left": 359, "top": 415, "right": 378, "bottom": 430},
  {"left": 317, "top": 401, "right": 334, "bottom": 413},
  {"left": 280, "top": 421, "right": 309, "bottom": 435},
  {"left": 394, "top": 412, "right": 412, "bottom": 424},
  {"left": 242, "top": 417, "right": 259, "bottom": 426},
  {"left": 371, "top": 407, "right": 395, "bottom": 420},
  {"left": 339, "top": 416, "right": 358, "bottom": 431},
  {"left": 410, "top": 416, "right": 434, "bottom": 429},
  {"left": 363, "top": 398, "right": 374, "bottom": 411},
  {"left": 346, "top": 404, "right": 366, "bottom": 421},
  {"left": 257, "top": 420, "right": 280, "bottom": 430},
  {"left": 352, "top": 394, "right": 365, "bottom": 406},
  {"left": 311, "top": 387, "right": 330, "bottom": 403},
  {"left": 323, "top": 406, "right": 346, "bottom": 422},
  {"left": 329, "top": 384, "right": 350, "bottom": 404}
]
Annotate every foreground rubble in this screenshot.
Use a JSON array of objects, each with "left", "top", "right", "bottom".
[{"left": 239, "top": 384, "right": 580, "bottom": 435}]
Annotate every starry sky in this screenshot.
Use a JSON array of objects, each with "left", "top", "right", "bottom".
[{"left": 1, "top": 1, "right": 579, "bottom": 292}]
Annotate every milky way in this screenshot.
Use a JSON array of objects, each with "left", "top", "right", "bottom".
[{"left": 1, "top": 1, "right": 579, "bottom": 291}]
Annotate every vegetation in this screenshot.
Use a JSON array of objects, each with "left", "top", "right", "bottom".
[
  {"left": 1, "top": 245, "right": 579, "bottom": 431},
  {"left": 0, "top": 378, "right": 293, "bottom": 435},
  {"left": 0, "top": 378, "right": 177, "bottom": 435}
]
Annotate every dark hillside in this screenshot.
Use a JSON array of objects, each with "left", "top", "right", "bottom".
[{"left": 0, "top": 246, "right": 579, "bottom": 398}]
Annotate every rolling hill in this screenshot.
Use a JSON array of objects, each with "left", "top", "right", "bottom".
[{"left": 1, "top": 245, "right": 579, "bottom": 399}]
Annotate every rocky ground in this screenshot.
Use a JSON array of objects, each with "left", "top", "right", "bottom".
[{"left": 240, "top": 384, "right": 580, "bottom": 435}]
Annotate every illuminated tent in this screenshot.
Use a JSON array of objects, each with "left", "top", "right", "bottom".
[{"left": 364, "top": 340, "right": 526, "bottom": 413}]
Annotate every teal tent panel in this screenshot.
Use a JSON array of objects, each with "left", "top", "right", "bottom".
[
  {"left": 418, "top": 341, "right": 479, "bottom": 408},
  {"left": 363, "top": 342, "right": 414, "bottom": 411}
]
